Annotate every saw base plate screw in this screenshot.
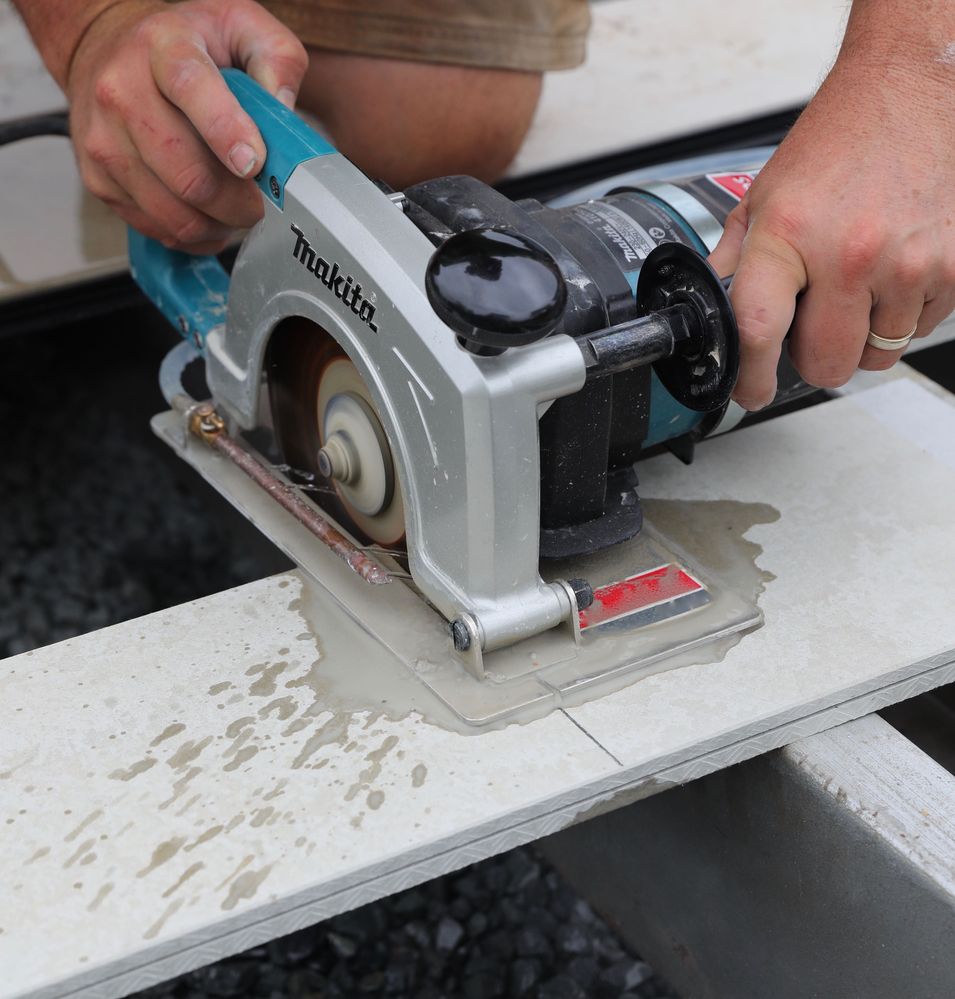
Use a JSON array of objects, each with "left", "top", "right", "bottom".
[{"left": 450, "top": 618, "right": 471, "bottom": 652}]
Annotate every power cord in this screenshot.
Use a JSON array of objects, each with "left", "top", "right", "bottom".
[{"left": 0, "top": 110, "right": 69, "bottom": 145}]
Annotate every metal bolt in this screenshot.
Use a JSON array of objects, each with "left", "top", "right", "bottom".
[
  {"left": 269, "top": 176, "right": 280, "bottom": 199},
  {"left": 568, "top": 577, "right": 595, "bottom": 611},
  {"left": 449, "top": 618, "right": 471, "bottom": 652},
  {"left": 188, "top": 403, "right": 226, "bottom": 444}
]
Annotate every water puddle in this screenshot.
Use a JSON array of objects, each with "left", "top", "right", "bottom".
[{"left": 289, "top": 498, "right": 779, "bottom": 730}]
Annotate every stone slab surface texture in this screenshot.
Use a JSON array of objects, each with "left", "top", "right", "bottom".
[
  {"left": 0, "top": 0, "right": 846, "bottom": 297},
  {"left": 4, "top": 374, "right": 955, "bottom": 999},
  {"left": 564, "top": 377, "right": 955, "bottom": 764}
]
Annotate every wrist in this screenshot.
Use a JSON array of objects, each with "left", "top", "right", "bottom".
[
  {"left": 17, "top": 0, "right": 130, "bottom": 89},
  {"left": 64, "top": 0, "right": 164, "bottom": 93},
  {"left": 46, "top": 0, "right": 165, "bottom": 93},
  {"left": 826, "top": 50, "right": 955, "bottom": 135}
]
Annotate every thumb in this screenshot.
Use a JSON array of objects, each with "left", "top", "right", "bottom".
[
  {"left": 729, "top": 225, "right": 806, "bottom": 411},
  {"left": 222, "top": 1, "right": 309, "bottom": 107},
  {"left": 708, "top": 201, "right": 748, "bottom": 279}
]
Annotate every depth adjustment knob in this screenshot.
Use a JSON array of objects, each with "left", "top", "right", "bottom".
[{"left": 425, "top": 227, "right": 567, "bottom": 351}]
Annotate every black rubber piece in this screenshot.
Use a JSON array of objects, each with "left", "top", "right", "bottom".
[
  {"left": 425, "top": 228, "right": 567, "bottom": 349},
  {"left": 636, "top": 242, "right": 740, "bottom": 412}
]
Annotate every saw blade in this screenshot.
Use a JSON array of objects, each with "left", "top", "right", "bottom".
[{"left": 267, "top": 318, "right": 408, "bottom": 550}]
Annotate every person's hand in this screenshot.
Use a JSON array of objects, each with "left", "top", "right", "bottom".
[
  {"left": 67, "top": 0, "right": 308, "bottom": 254},
  {"left": 710, "top": 48, "right": 955, "bottom": 410}
]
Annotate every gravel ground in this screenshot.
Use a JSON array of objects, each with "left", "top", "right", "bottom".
[
  {"left": 1, "top": 307, "right": 678, "bottom": 999},
  {"left": 136, "top": 851, "right": 668, "bottom": 999}
]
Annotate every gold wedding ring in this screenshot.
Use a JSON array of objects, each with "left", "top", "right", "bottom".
[{"left": 866, "top": 327, "right": 918, "bottom": 351}]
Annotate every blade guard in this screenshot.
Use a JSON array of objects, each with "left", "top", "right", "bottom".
[{"left": 127, "top": 69, "right": 337, "bottom": 351}]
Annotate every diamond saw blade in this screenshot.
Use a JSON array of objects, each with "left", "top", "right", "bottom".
[{"left": 267, "top": 319, "right": 407, "bottom": 549}]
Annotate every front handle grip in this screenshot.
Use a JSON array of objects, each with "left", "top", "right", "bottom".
[
  {"left": 128, "top": 70, "right": 337, "bottom": 350},
  {"left": 220, "top": 68, "right": 336, "bottom": 210}
]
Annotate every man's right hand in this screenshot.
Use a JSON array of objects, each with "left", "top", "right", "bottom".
[{"left": 67, "top": 0, "right": 307, "bottom": 254}]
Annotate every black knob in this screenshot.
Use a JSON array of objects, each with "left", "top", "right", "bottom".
[{"left": 425, "top": 228, "right": 567, "bottom": 350}]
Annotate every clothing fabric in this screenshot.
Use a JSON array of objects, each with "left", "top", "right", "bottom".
[{"left": 257, "top": 0, "right": 591, "bottom": 72}]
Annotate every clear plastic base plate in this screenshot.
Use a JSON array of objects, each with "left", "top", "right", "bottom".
[{"left": 154, "top": 410, "right": 761, "bottom": 727}]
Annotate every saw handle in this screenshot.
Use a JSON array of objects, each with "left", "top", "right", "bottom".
[
  {"left": 128, "top": 229, "right": 231, "bottom": 349},
  {"left": 128, "top": 70, "right": 337, "bottom": 350},
  {"left": 218, "top": 68, "right": 336, "bottom": 209}
]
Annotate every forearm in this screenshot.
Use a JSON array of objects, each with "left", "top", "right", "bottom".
[
  {"left": 12, "top": 0, "right": 149, "bottom": 88},
  {"left": 842, "top": 0, "right": 955, "bottom": 81}
]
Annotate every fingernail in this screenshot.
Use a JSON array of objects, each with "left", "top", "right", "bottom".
[
  {"left": 277, "top": 87, "right": 296, "bottom": 109},
  {"left": 228, "top": 142, "right": 258, "bottom": 177}
]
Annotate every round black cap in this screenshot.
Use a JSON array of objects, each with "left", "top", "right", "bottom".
[{"left": 425, "top": 228, "right": 567, "bottom": 350}]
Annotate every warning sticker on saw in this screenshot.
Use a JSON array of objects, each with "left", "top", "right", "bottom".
[
  {"left": 706, "top": 173, "right": 756, "bottom": 202},
  {"left": 579, "top": 563, "right": 710, "bottom": 633}
]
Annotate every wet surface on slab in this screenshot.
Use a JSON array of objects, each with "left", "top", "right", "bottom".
[{"left": 4, "top": 366, "right": 955, "bottom": 998}]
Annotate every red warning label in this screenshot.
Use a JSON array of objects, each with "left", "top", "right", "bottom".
[
  {"left": 706, "top": 172, "right": 756, "bottom": 202},
  {"left": 580, "top": 564, "right": 706, "bottom": 631}
]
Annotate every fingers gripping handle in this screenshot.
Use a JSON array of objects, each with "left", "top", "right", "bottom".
[
  {"left": 220, "top": 68, "right": 336, "bottom": 209},
  {"left": 128, "top": 70, "right": 337, "bottom": 351}
]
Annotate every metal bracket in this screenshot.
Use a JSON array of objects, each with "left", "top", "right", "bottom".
[
  {"left": 451, "top": 583, "right": 582, "bottom": 681},
  {"left": 451, "top": 613, "right": 485, "bottom": 680}
]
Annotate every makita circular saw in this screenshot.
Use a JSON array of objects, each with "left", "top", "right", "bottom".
[{"left": 135, "top": 72, "right": 804, "bottom": 722}]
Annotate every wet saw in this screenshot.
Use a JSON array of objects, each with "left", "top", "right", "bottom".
[{"left": 133, "top": 71, "right": 805, "bottom": 725}]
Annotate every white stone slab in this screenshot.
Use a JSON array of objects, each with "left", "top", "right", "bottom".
[
  {"left": 850, "top": 375, "right": 955, "bottom": 471},
  {"left": 0, "top": 581, "right": 618, "bottom": 999},
  {"left": 0, "top": 3, "right": 126, "bottom": 295},
  {"left": 566, "top": 379, "right": 955, "bottom": 764},
  {"left": 0, "top": 136, "right": 127, "bottom": 289},
  {"left": 5, "top": 376, "right": 955, "bottom": 999}
]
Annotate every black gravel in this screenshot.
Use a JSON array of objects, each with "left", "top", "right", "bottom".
[
  {"left": 0, "top": 314, "right": 279, "bottom": 657},
  {"left": 134, "top": 851, "right": 670, "bottom": 999},
  {"left": 1, "top": 307, "right": 677, "bottom": 999}
]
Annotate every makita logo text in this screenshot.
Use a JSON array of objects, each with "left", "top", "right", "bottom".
[
  {"left": 290, "top": 224, "right": 378, "bottom": 333},
  {"left": 599, "top": 223, "right": 641, "bottom": 264}
]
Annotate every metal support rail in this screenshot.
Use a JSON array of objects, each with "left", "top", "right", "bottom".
[{"left": 541, "top": 712, "right": 955, "bottom": 999}]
